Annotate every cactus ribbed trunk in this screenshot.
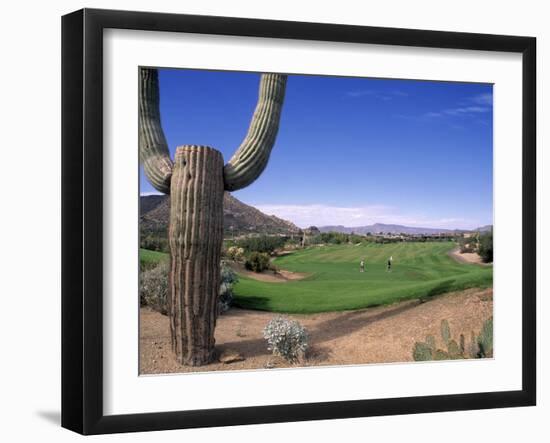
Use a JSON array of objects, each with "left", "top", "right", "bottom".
[{"left": 168, "top": 145, "right": 224, "bottom": 366}]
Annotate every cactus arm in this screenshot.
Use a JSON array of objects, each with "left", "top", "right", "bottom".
[
  {"left": 223, "top": 73, "right": 287, "bottom": 191},
  {"left": 139, "top": 68, "right": 173, "bottom": 194}
]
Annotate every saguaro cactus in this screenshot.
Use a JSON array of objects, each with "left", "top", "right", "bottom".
[{"left": 139, "top": 68, "right": 287, "bottom": 366}]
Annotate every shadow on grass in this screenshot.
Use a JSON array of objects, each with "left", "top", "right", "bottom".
[
  {"left": 419, "top": 279, "right": 456, "bottom": 302},
  {"left": 232, "top": 295, "right": 272, "bottom": 311}
]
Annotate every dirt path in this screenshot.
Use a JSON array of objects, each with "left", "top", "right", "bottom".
[
  {"left": 448, "top": 247, "right": 491, "bottom": 266},
  {"left": 227, "top": 261, "right": 309, "bottom": 283},
  {"left": 140, "top": 287, "right": 493, "bottom": 374}
]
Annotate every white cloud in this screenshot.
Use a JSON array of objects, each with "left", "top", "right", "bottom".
[
  {"left": 424, "top": 105, "right": 490, "bottom": 119},
  {"left": 471, "top": 92, "right": 493, "bottom": 106},
  {"left": 140, "top": 191, "right": 164, "bottom": 196},
  {"left": 423, "top": 92, "right": 493, "bottom": 119},
  {"left": 252, "top": 203, "right": 477, "bottom": 230},
  {"left": 443, "top": 106, "right": 490, "bottom": 116}
]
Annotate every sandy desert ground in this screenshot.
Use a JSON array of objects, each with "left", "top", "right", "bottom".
[{"left": 140, "top": 287, "right": 493, "bottom": 375}]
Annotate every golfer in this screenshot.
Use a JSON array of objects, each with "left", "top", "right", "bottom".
[
  {"left": 387, "top": 256, "right": 392, "bottom": 272},
  {"left": 360, "top": 259, "right": 365, "bottom": 273}
]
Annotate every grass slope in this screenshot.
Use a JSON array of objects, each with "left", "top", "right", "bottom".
[
  {"left": 233, "top": 242, "right": 492, "bottom": 313},
  {"left": 140, "top": 248, "right": 168, "bottom": 267},
  {"left": 138, "top": 242, "right": 493, "bottom": 314}
]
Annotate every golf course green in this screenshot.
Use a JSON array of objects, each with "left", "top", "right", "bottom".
[
  {"left": 139, "top": 241, "right": 492, "bottom": 314},
  {"left": 233, "top": 241, "right": 492, "bottom": 313}
]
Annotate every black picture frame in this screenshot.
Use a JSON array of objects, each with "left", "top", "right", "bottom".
[{"left": 61, "top": 8, "right": 536, "bottom": 435}]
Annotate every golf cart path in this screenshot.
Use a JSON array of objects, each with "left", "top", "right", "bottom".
[
  {"left": 227, "top": 261, "right": 310, "bottom": 283},
  {"left": 448, "top": 247, "right": 492, "bottom": 266}
]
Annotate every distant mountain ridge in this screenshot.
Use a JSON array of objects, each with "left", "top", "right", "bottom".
[
  {"left": 140, "top": 194, "right": 491, "bottom": 237},
  {"left": 475, "top": 225, "right": 493, "bottom": 233},
  {"left": 319, "top": 223, "right": 491, "bottom": 235},
  {"left": 140, "top": 193, "right": 301, "bottom": 236}
]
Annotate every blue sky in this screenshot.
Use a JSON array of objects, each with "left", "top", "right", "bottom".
[{"left": 140, "top": 68, "right": 493, "bottom": 230}]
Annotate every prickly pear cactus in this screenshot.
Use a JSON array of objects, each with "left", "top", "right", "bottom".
[{"left": 412, "top": 318, "right": 493, "bottom": 362}]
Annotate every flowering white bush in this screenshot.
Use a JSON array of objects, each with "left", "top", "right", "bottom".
[
  {"left": 263, "top": 316, "right": 308, "bottom": 362},
  {"left": 227, "top": 246, "right": 245, "bottom": 261}
]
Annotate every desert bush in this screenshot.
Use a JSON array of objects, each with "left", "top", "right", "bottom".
[
  {"left": 263, "top": 316, "right": 308, "bottom": 363},
  {"left": 140, "top": 260, "right": 170, "bottom": 315},
  {"left": 218, "top": 262, "right": 239, "bottom": 314},
  {"left": 140, "top": 229, "right": 169, "bottom": 253},
  {"left": 140, "top": 260, "right": 239, "bottom": 316},
  {"left": 458, "top": 235, "right": 475, "bottom": 253},
  {"left": 236, "top": 235, "right": 286, "bottom": 255},
  {"left": 244, "top": 251, "right": 271, "bottom": 273},
  {"left": 226, "top": 246, "right": 245, "bottom": 261},
  {"left": 478, "top": 231, "right": 493, "bottom": 263}
]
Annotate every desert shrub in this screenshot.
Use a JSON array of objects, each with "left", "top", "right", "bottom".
[
  {"left": 318, "top": 232, "right": 354, "bottom": 245},
  {"left": 244, "top": 251, "right": 271, "bottom": 273},
  {"left": 458, "top": 235, "right": 476, "bottom": 253},
  {"left": 478, "top": 231, "right": 493, "bottom": 263},
  {"left": 140, "top": 260, "right": 169, "bottom": 315},
  {"left": 218, "top": 262, "right": 238, "bottom": 314},
  {"left": 285, "top": 236, "right": 301, "bottom": 247},
  {"left": 140, "top": 260, "right": 239, "bottom": 316},
  {"left": 236, "top": 235, "right": 286, "bottom": 255},
  {"left": 226, "top": 246, "right": 245, "bottom": 262},
  {"left": 140, "top": 229, "right": 169, "bottom": 253},
  {"left": 263, "top": 316, "right": 308, "bottom": 363}
]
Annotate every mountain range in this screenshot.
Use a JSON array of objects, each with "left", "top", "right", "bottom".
[
  {"left": 318, "top": 223, "right": 491, "bottom": 235},
  {"left": 140, "top": 194, "right": 490, "bottom": 237},
  {"left": 140, "top": 193, "right": 301, "bottom": 236}
]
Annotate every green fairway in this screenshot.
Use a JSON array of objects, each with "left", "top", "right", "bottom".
[{"left": 233, "top": 242, "right": 492, "bottom": 313}]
